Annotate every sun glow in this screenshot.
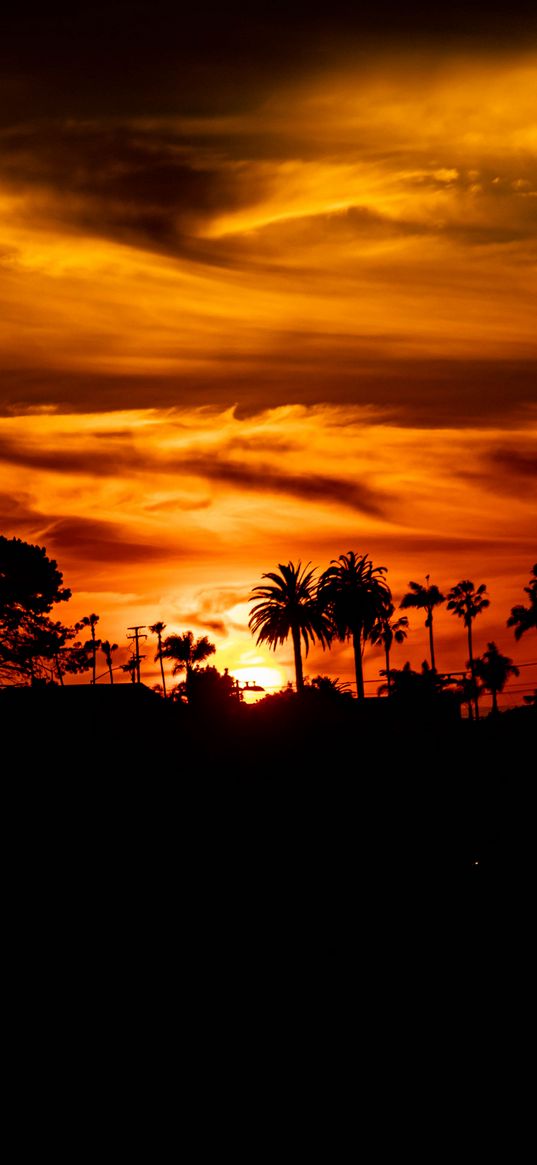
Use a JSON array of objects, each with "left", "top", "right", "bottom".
[{"left": 232, "top": 665, "right": 286, "bottom": 700}]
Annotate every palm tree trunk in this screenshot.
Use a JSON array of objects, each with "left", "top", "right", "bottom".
[
  {"left": 291, "top": 624, "right": 304, "bottom": 693},
  {"left": 491, "top": 688, "right": 498, "bottom": 716},
  {"left": 158, "top": 633, "right": 167, "bottom": 698},
  {"left": 467, "top": 621, "right": 479, "bottom": 720},
  {"left": 55, "top": 655, "right": 64, "bottom": 686},
  {"left": 91, "top": 626, "right": 96, "bottom": 685},
  {"left": 428, "top": 611, "right": 436, "bottom": 672},
  {"left": 353, "top": 628, "right": 365, "bottom": 699},
  {"left": 108, "top": 662, "right": 114, "bottom": 684},
  {"left": 385, "top": 644, "right": 391, "bottom": 695}
]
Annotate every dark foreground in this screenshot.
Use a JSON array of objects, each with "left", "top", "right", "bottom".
[{"left": 2, "top": 685, "right": 533, "bottom": 888}]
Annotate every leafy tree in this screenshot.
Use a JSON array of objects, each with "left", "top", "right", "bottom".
[
  {"left": 149, "top": 621, "right": 167, "bottom": 697},
  {"left": 0, "top": 535, "right": 71, "bottom": 620},
  {"left": 474, "top": 642, "right": 519, "bottom": 716},
  {"left": 101, "top": 640, "right": 118, "bottom": 684},
  {"left": 507, "top": 564, "right": 537, "bottom": 640},
  {"left": 0, "top": 535, "right": 72, "bottom": 684},
  {"left": 446, "top": 580, "right": 490, "bottom": 719},
  {"left": 399, "top": 576, "right": 445, "bottom": 673},
  {"left": 319, "top": 552, "right": 390, "bottom": 699},
  {"left": 369, "top": 603, "right": 409, "bottom": 695},
  {"left": 173, "top": 664, "right": 238, "bottom": 711},
  {"left": 249, "top": 561, "right": 331, "bottom": 694},
  {"left": 377, "top": 659, "right": 442, "bottom": 700}
]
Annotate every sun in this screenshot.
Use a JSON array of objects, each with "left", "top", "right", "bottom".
[{"left": 232, "top": 665, "right": 286, "bottom": 701}]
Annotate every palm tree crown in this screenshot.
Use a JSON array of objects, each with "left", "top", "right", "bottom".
[
  {"left": 161, "top": 631, "right": 216, "bottom": 677},
  {"left": 507, "top": 564, "right": 537, "bottom": 640},
  {"left": 447, "top": 580, "right": 490, "bottom": 628},
  {"left": 249, "top": 561, "right": 331, "bottom": 693},
  {"left": 80, "top": 612, "right": 101, "bottom": 685},
  {"left": 101, "top": 639, "right": 118, "bottom": 684},
  {"left": 319, "top": 551, "right": 390, "bottom": 699},
  {"left": 447, "top": 579, "right": 490, "bottom": 719},
  {"left": 400, "top": 577, "right": 445, "bottom": 672},
  {"left": 474, "top": 642, "right": 519, "bottom": 715},
  {"left": 369, "top": 603, "right": 409, "bottom": 694}
]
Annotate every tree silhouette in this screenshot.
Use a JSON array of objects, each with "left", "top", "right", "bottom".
[
  {"left": 161, "top": 632, "right": 216, "bottom": 697},
  {"left": 474, "top": 642, "right": 519, "bottom": 716},
  {"left": 369, "top": 603, "right": 409, "bottom": 695},
  {"left": 377, "top": 659, "right": 442, "bottom": 700},
  {"left": 101, "top": 640, "right": 118, "bottom": 684},
  {"left": 149, "top": 621, "right": 167, "bottom": 697},
  {"left": 121, "top": 657, "right": 137, "bottom": 683},
  {"left": 0, "top": 535, "right": 72, "bottom": 684},
  {"left": 399, "top": 576, "right": 445, "bottom": 673},
  {"left": 507, "top": 564, "right": 537, "bottom": 640},
  {"left": 80, "top": 613, "right": 101, "bottom": 685},
  {"left": 249, "top": 561, "right": 331, "bottom": 694},
  {"left": 319, "top": 552, "right": 390, "bottom": 699},
  {"left": 447, "top": 580, "right": 489, "bottom": 719}
]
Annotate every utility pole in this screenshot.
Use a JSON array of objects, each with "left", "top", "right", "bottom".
[{"left": 127, "top": 626, "right": 147, "bottom": 684}]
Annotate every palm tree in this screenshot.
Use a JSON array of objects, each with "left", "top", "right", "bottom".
[
  {"left": 369, "top": 604, "right": 409, "bottom": 695},
  {"left": 161, "top": 631, "right": 216, "bottom": 694},
  {"left": 101, "top": 640, "right": 118, "bottom": 684},
  {"left": 121, "top": 657, "right": 137, "bottom": 684},
  {"left": 474, "top": 642, "right": 519, "bottom": 716},
  {"left": 446, "top": 580, "right": 490, "bottom": 719},
  {"left": 319, "top": 552, "right": 390, "bottom": 699},
  {"left": 149, "top": 621, "right": 167, "bottom": 697},
  {"left": 249, "top": 561, "right": 331, "bottom": 694},
  {"left": 80, "top": 613, "right": 100, "bottom": 684},
  {"left": 400, "top": 576, "right": 445, "bottom": 673},
  {"left": 507, "top": 564, "right": 537, "bottom": 640}
]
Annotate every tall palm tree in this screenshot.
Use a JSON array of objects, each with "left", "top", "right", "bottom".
[
  {"left": 474, "top": 642, "right": 519, "bottom": 716},
  {"left": 507, "top": 564, "right": 537, "bottom": 640},
  {"left": 80, "top": 613, "right": 100, "bottom": 685},
  {"left": 161, "top": 631, "right": 216, "bottom": 691},
  {"left": 149, "top": 621, "right": 167, "bottom": 698},
  {"left": 369, "top": 604, "right": 409, "bottom": 695},
  {"left": 446, "top": 580, "right": 490, "bottom": 720},
  {"left": 319, "top": 552, "right": 390, "bottom": 699},
  {"left": 400, "top": 576, "right": 445, "bottom": 673},
  {"left": 249, "top": 561, "right": 331, "bottom": 694},
  {"left": 101, "top": 640, "right": 118, "bottom": 684}
]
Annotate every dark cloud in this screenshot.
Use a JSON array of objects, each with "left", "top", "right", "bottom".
[
  {"left": 0, "top": 490, "right": 42, "bottom": 533},
  {"left": 460, "top": 443, "right": 537, "bottom": 496},
  {"left": 3, "top": 6, "right": 535, "bottom": 126},
  {"left": 41, "top": 516, "right": 173, "bottom": 564},
  {"left": 0, "top": 433, "right": 136, "bottom": 476},
  {"left": 176, "top": 455, "right": 390, "bottom": 518},
  {"left": 0, "top": 123, "right": 267, "bottom": 255},
  {"left": 2, "top": 356, "right": 536, "bottom": 427},
  {"left": 0, "top": 407, "right": 385, "bottom": 512},
  {"left": 488, "top": 447, "right": 537, "bottom": 479},
  {"left": 0, "top": 428, "right": 389, "bottom": 516}
]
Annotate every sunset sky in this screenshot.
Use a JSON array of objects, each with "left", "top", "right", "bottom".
[{"left": 1, "top": 4, "right": 536, "bottom": 699}]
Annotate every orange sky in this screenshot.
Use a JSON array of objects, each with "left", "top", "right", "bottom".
[{"left": 1, "top": 17, "right": 536, "bottom": 702}]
